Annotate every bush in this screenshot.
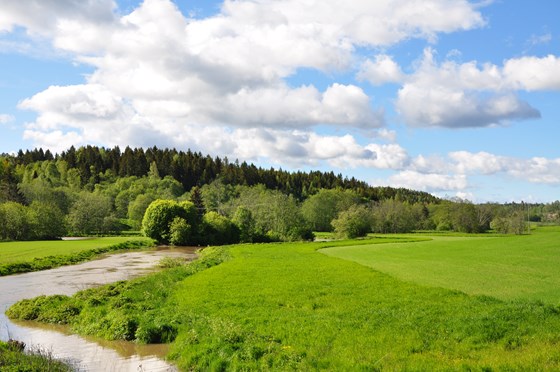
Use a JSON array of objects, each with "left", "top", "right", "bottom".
[
  {"left": 142, "top": 200, "right": 198, "bottom": 244},
  {"left": 169, "top": 217, "right": 193, "bottom": 246},
  {"left": 202, "top": 211, "right": 240, "bottom": 245},
  {"left": 331, "top": 205, "right": 371, "bottom": 239}
]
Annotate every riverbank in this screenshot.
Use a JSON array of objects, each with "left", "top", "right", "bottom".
[
  {"left": 1, "top": 247, "right": 197, "bottom": 371},
  {"left": 0, "top": 237, "right": 155, "bottom": 276},
  {"left": 8, "top": 233, "right": 560, "bottom": 370},
  {"left": 0, "top": 339, "right": 72, "bottom": 371}
]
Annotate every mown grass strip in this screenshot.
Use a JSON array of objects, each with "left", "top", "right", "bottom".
[
  {"left": 0, "top": 238, "right": 155, "bottom": 276},
  {"left": 321, "top": 226, "right": 560, "bottom": 303}
]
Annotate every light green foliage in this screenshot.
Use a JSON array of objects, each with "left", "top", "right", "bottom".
[
  {"left": 67, "top": 192, "right": 113, "bottom": 235},
  {"left": 232, "top": 206, "right": 256, "bottom": 243},
  {"left": 169, "top": 217, "right": 192, "bottom": 246},
  {"left": 143, "top": 200, "right": 187, "bottom": 244},
  {"left": 301, "top": 188, "right": 360, "bottom": 232},
  {"left": 370, "top": 199, "right": 420, "bottom": 233},
  {"left": 491, "top": 210, "right": 528, "bottom": 234},
  {"left": 128, "top": 194, "right": 155, "bottom": 229},
  {"left": 142, "top": 200, "right": 198, "bottom": 244},
  {"left": 29, "top": 201, "right": 66, "bottom": 239},
  {"left": 331, "top": 204, "right": 371, "bottom": 238},
  {"left": 200, "top": 179, "right": 236, "bottom": 215},
  {"left": 202, "top": 211, "right": 239, "bottom": 245},
  {"left": 228, "top": 185, "right": 312, "bottom": 241},
  {"left": 431, "top": 200, "right": 487, "bottom": 233},
  {"left": 0, "top": 201, "right": 35, "bottom": 240}
]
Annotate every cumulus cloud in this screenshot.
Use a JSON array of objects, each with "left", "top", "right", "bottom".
[
  {"left": 357, "top": 55, "right": 404, "bottom": 85},
  {"left": 405, "top": 151, "right": 560, "bottom": 192},
  {"left": 448, "top": 151, "right": 560, "bottom": 184},
  {"left": 503, "top": 55, "right": 560, "bottom": 91},
  {"left": 0, "top": 0, "right": 115, "bottom": 36},
  {"left": 386, "top": 170, "right": 468, "bottom": 192},
  {"left": 4, "top": 0, "right": 486, "bottom": 165},
  {"left": 395, "top": 48, "right": 546, "bottom": 128}
]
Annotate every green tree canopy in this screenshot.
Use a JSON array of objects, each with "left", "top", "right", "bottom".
[
  {"left": 331, "top": 205, "right": 371, "bottom": 239},
  {"left": 301, "top": 189, "right": 361, "bottom": 232},
  {"left": 142, "top": 199, "right": 198, "bottom": 244},
  {"left": 67, "top": 192, "right": 112, "bottom": 236}
]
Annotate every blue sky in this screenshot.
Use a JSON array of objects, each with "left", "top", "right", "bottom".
[{"left": 0, "top": 0, "right": 559, "bottom": 202}]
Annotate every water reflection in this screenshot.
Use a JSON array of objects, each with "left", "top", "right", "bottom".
[{"left": 0, "top": 247, "right": 197, "bottom": 371}]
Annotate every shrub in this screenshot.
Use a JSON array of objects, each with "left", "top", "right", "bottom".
[
  {"left": 142, "top": 200, "right": 198, "bottom": 244},
  {"left": 202, "top": 211, "right": 240, "bottom": 245},
  {"left": 331, "top": 205, "right": 371, "bottom": 239}
]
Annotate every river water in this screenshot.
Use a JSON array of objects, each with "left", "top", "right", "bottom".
[{"left": 0, "top": 247, "right": 197, "bottom": 371}]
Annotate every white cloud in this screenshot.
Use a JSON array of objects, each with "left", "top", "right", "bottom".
[
  {"left": 449, "top": 151, "right": 508, "bottom": 174},
  {"left": 0, "top": 114, "right": 14, "bottom": 124},
  {"left": 395, "top": 48, "right": 542, "bottom": 128},
  {"left": 23, "top": 130, "right": 83, "bottom": 153},
  {"left": 386, "top": 170, "right": 468, "bottom": 191},
  {"left": 503, "top": 55, "right": 560, "bottom": 91},
  {"left": 217, "top": 83, "right": 383, "bottom": 129},
  {"left": 357, "top": 55, "right": 404, "bottom": 85},
  {"left": 374, "top": 128, "right": 398, "bottom": 142},
  {"left": 413, "top": 151, "right": 560, "bottom": 187},
  {"left": 0, "top": 0, "right": 115, "bottom": 36}
]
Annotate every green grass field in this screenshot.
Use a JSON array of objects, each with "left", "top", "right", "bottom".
[
  {"left": 0, "top": 237, "right": 149, "bottom": 264},
  {"left": 9, "top": 232, "right": 560, "bottom": 370},
  {"left": 321, "top": 226, "right": 560, "bottom": 304},
  {"left": 0, "top": 237, "right": 155, "bottom": 276}
]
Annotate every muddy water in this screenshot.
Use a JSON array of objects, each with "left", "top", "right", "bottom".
[{"left": 0, "top": 247, "right": 197, "bottom": 371}]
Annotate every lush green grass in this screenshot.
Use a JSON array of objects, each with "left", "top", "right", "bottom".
[
  {"left": 8, "top": 235, "right": 560, "bottom": 370},
  {"left": 321, "top": 226, "right": 560, "bottom": 304},
  {"left": 0, "top": 237, "right": 155, "bottom": 276},
  {"left": 0, "top": 340, "right": 73, "bottom": 371},
  {"left": 0, "top": 237, "right": 149, "bottom": 263}
]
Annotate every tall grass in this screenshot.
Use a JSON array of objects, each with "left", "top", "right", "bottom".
[{"left": 0, "top": 340, "right": 73, "bottom": 371}]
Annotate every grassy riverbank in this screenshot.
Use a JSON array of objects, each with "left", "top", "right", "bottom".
[
  {"left": 0, "top": 237, "right": 155, "bottom": 276},
  {"left": 8, "top": 232, "right": 560, "bottom": 370},
  {"left": 0, "top": 340, "right": 72, "bottom": 371}
]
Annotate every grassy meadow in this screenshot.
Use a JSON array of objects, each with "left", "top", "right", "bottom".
[
  {"left": 0, "top": 237, "right": 154, "bottom": 276},
  {"left": 8, "top": 231, "right": 560, "bottom": 370},
  {"left": 322, "top": 226, "right": 560, "bottom": 304}
]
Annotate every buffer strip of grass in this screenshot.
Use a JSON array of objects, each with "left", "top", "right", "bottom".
[
  {"left": 0, "top": 237, "right": 155, "bottom": 276},
  {"left": 321, "top": 226, "right": 560, "bottom": 304},
  {"left": 8, "top": 236, "right": 560, "bottom": 370}
]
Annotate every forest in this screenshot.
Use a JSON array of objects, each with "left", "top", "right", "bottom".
[{"left": 1, "top": 146, "right": 559, "bottom": 243}]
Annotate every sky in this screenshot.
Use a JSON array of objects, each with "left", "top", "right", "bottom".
[{"left": 0, "top": 0, "right": 559, "bottom": 203}]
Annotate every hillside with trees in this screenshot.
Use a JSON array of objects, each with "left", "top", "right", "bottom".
[{"left": 1, "top": 146, "right": 558, "bottom": 243}]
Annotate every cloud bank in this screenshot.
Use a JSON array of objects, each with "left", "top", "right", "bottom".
[{"left": 2, "top": 0, "right": 560, "bottom": 199}]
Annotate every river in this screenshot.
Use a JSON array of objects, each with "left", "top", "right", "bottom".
[{"left": 0, "top": 247, "right": 197, "bottom": 371}]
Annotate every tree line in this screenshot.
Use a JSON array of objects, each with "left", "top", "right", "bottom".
[
  {"left": 1, "top": 146, "right": 559, "bottom": 243},
  {"left": 6, "top": 146, "right": 439, "bottom": 203}
]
